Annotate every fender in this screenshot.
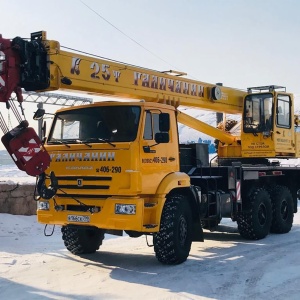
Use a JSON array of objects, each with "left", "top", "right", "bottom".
[
  {"left": 156, "top": 172, "right": 204, "bottom": 242},
  {"left": 153, "top": 172, "right": 190, "bottom": 224},
  {"left": 36, "top": 171, "right": 58, "bottom": 199},
  {"left": 156, "top": 171, "right": 190, "bottom": 195}
]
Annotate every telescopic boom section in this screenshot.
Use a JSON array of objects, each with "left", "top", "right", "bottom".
[
  {"left": 0, "top": 31, "right": 246, "bottom": 115},
  {"left": 47, "top": 41, "right": 246, "bottom": 114}
]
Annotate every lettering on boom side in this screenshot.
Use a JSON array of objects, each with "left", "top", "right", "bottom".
[
  {"left": 50, "top": 152, "right": 116, "bottom": 162},
  {"left": 133, "top": 71, "right": 204, "bottom": 97},
  {"left": 70, "top": 58, "right": 121, "bottom": 82},
  {"left": 69, "top": 57, "right": 205, "bottom": 96}
]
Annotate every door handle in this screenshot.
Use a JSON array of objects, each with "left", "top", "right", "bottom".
[{"left": 168, "top": 157, "right": 176, "bottom": 162}]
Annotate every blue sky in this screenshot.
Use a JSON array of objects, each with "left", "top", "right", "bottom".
[
  {"left": 1, "top": 0, "right": 300, "bottom": 93},
  {"left": 0, "top": 0, "right": 300, "bottom": 149}
]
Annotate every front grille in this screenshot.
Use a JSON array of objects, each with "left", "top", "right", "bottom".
[
  {"left": 56, "top": 175, "right": 111, "bottom": 190},
  {"left": 57, "top": 176, "right": 111, "bottom": 181},
  {"left": 56, "top": 193, "right": 109, "bottom": 199},
  {"left": 58, "top": 184, "right": 109, "bottom": 189}
]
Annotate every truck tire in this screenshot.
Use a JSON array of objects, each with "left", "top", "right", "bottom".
[
  {"left": 153, "top": 194, "right": 193, "bottom": 264},
  {"left": 269, "top": 185, "right": 294, "bottom": 233},
  {"left": 237, "top": 188, "right": 272, "bottom": 240},
  {"left": 61, "top": 225, "right": 105, "bottom": 255}
]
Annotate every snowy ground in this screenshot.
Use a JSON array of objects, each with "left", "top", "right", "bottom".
[{"left": 1, "top": 207, "right": 300, "bottom": 300}]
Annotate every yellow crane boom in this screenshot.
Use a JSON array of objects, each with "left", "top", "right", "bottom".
[{"left": 48, "top": 45, "right": 246, "bottom": 114}]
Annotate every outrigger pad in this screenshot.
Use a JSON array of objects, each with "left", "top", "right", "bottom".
[{"left": 1, "top": 122, "right": 50, "bottom": 176}]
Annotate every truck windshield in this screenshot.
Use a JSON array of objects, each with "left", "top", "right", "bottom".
[
  {"left": 243, "top": 93, "right": 273, "bottom": 133},
  {"left": 48, "top": 106, "right": 141, "bottom": 143}
]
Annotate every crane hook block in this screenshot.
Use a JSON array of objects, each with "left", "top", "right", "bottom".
[{"left": 1, "top": 122, "right": 50, "bottom": 176}]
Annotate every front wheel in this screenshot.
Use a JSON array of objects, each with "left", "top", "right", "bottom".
[
  {"left": 61, "top": 225, "right": 105, "bottom": 255},
  {"left": 237, "top": 187, "right": 272, "bottom": 240},
  {"left": 153, "top": 194, "right": 193, "bottom": 264}
]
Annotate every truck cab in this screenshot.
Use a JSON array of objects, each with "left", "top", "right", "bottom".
[{"left": 38, "top": 101, "right": 187, "bottom": 233}]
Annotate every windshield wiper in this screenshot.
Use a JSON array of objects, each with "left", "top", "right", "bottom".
[
  {"left": 75, "top": 139, "right": 92, "bottom": 148},
  {"left": 47, "top": 140, "right": 71, "bottom": 148},
  {"left": 84, "top": 138, "right": 116, "bottom": 147}
]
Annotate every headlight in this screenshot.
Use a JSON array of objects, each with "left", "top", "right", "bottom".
[
  {"left": 115, "top": 204, "right": 136, "bottom": 215},
  {"left": 38, "top": 201, "right": 50, "bottom": 210}
]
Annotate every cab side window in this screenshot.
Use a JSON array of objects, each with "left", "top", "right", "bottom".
[
  {"left": 277, "top": 95, "right": 291, "bottom": 128},
  {"left": 143, "top": 112, "right": 160, "bottom": 140}
]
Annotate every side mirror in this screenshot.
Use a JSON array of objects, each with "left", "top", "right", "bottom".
[
  {"left": 155, "top": 132, "right": 169, "bottom": 144},
  {"left": 159, "top": 113, "right": 170, "bottom": 132},
  {"left": 33, "top": 108, "right": 45, "bottom": 120}
]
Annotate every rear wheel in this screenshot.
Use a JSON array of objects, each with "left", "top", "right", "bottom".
[
  {"left": 61, "top": 225, "right": 105, "bottom": 255},
  {"left": 153, "top": 194, "right": 193, "bottom": 264},
  {"left": 237, "top": 188, "right": 272, "bottom": 240},
  {"left": 269, "top": 185, "right": 294, "bottom": 233}
]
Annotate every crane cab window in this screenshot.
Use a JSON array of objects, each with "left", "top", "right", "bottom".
[
  {"left": 276, "top": 95, "right": 291, "bottom": 128},
  {"left": 143, "top": 112, "right": 160, "bottom": 140},
  {"left": 243, "top": 93, "right": 273, "bottom": 133}
]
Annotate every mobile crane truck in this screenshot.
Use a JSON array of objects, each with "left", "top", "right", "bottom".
[{"left": 0, "top": 31, "right": 299, "bottom": 264}]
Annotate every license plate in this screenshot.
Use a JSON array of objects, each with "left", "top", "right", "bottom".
[{"left": 67, "top": 215, "right": 90, "bottom": 223}]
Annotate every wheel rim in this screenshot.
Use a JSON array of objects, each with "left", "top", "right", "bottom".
[
  {"left": 258, "top": 203, "right": 267, "bottom": 226},
  {"left": 178, "top": 215, "right": 188, "bottom": 246},
  {"left": 280, "top": 199, "right": 288, "bottom": 220}
]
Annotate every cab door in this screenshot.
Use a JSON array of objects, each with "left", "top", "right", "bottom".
[
  {"left": 140, "top": 109, "right": 179, "bottom": 194},
  {"left": 273, "top": 94, "right": 295, "bottom": 155}
]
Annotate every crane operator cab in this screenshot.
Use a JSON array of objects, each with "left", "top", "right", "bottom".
[{"left": 241, "top": 85, "right": 297, "bottom": 158}]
